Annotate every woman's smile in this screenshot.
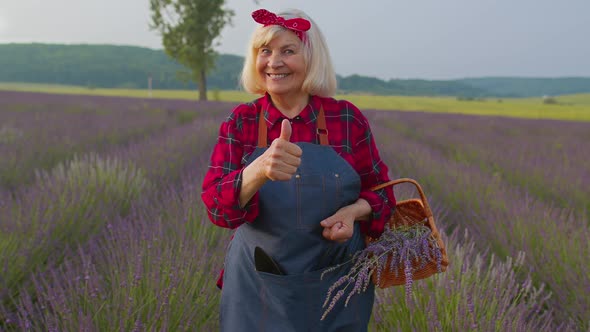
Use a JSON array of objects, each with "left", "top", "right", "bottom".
[{"left": 267, "top": 73, "right": 291, "bottom": 80}]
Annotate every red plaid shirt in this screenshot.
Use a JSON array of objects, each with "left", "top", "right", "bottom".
[{"left": 201, "top": 93, "right": 396, "bottom": 238}]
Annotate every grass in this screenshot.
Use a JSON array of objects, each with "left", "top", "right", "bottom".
[{"left": 1, "top": 82, "right": 590, "bottom": 122}]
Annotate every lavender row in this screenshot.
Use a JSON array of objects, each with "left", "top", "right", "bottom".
[
  {"left": 4, "top": 188, "right": 565, "bottom": 330},
  {"left": 3, "top": 168, "right": 228, "bottom": 331},
  {"left": 0, "top": 90, "right": 235, "bottom": 191},
  {"left": 365, "top": 110, "right": 590, "bottom": 219},
  {"left": 0, "top": 106, "right": 226, "bottom": 318},
  {"left": 370, "top": 228, "right": 565, "bottom": 332},
  {"left": 4, "top": 162, "right": 564, "bottom": 331},
  {"left": 368, "top": 111, "right": 589, "bottom": 328}
]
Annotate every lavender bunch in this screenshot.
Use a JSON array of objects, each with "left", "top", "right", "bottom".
[{"left": 321, "top": 224, "right": 443, "bottom": 320}]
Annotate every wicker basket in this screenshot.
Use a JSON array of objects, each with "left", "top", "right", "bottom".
[{"left": 366, "top": 178, "right": 449, "bottom": 289}]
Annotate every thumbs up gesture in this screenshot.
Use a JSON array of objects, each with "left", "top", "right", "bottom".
[{"left": 258, "top": 119, "right": 303, "bottom": 181}]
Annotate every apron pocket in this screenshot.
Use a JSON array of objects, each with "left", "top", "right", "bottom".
[
  {"left": 255, "top": 263, "right": 368, "bottom": 332},
  {"left": 295, "top": 173, "right": 342, "bottom": 230}
]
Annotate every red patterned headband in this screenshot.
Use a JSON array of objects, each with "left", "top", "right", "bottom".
[{"left": 251, "top": 9, "right": 311, "bottom": 41}]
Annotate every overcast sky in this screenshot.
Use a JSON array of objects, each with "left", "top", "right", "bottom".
[{"left": 0, "top": 0, "right": 588, "bottom": 80}]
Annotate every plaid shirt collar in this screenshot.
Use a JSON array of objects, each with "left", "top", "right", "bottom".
[{"left": 259, "top": 93, "right": 323, "bottom": 130}]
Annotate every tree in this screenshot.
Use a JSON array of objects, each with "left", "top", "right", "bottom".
[{"left": 150, "top": 0, "right": 234, "bottom": 101}]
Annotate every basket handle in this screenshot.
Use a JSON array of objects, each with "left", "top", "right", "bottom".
[{"left": 369, "top": 178, "right": 433, "bottom": 218}]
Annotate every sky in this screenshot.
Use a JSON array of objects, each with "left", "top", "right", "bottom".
[{"left": 0, "top": 0, "right": 589, "bottom": 80}]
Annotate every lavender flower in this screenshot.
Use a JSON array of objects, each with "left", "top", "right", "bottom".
[{"left": 321, "top": 224, "right": 443, "bottom": 320}]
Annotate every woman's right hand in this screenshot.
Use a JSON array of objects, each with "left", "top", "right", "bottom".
[
  {"left": 255, "top": 119, "right": 302, "bottom": 181},
  {"left": 240, "top": 119, "right": 303, "bottom": 206}
]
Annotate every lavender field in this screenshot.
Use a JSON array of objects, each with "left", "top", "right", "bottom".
[{"left": 0, "top": 90, "right": 588, "bottom": 331}]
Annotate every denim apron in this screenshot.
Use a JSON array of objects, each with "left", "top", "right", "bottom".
[{"left": 220, "top": 105, "right": 374, "bottom": 332}]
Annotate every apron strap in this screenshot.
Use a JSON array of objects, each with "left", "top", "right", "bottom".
[
  {"left": 257, "top": 104, "right": 329, "bottom": 147},
  {"left": 258, "top": 106, "right": 267, "bottom": 148},
  {"left": 317, "top": 105, "right": 329, "bottom": 146}
]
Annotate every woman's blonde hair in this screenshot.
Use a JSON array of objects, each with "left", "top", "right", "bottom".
[{"left": 240, "top": 9, "right": 337, "bottom": 97}]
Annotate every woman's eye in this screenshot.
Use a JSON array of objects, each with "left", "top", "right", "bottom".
[
  {"left": 284, "top": 49, "right": 294, "bottom": 55},
  {"left": 260, "top": 48, "right": 271, "bottom": 55}
]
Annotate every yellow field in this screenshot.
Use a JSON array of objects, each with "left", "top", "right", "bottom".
[
  {"left": 339, "top": 94, "right": 590, "bottom": 121},
  {"left": 541, "top": 93, "right": 590, "bottom": 105},
  {"left": 1, "top": 82, "right": 589, "bottom": 122}
]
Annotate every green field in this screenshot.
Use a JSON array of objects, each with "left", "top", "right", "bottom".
[{"left": 1, "top": 82, "right": 590, "bottom": 122}]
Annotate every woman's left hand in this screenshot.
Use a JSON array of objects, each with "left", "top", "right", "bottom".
[
  {"left": 320, "top": 199, "right": 371, "bottom": 243},
  {"left": 320, "top": 206, "right": 356, "bottom": 243}
]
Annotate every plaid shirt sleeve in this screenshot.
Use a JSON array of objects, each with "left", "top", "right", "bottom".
[
  {"left": 343, "top": 101, "right": 396, "bottom": 238},
  {"left": 201, "top": 104, "right": 259, "bottom": 229}
]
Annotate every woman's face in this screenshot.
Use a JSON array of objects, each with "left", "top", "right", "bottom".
[{"left": 256, "top": 30, "right": 306, "bottom": 98}]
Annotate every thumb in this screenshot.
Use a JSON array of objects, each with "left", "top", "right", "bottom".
[
  {"left": 279, "top": 119, "right": 292, "bottom": 141},
  {"left": 320, "top": 216, "right": 339, "bottom": 228}
]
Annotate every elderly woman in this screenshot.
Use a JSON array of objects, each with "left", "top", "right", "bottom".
[{"left": 201, "top": 8, "right": 396, "bottom": 332}]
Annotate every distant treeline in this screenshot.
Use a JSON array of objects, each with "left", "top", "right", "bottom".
[{"left": 1, "top": 43, "right": 590, "bottom": 97}]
